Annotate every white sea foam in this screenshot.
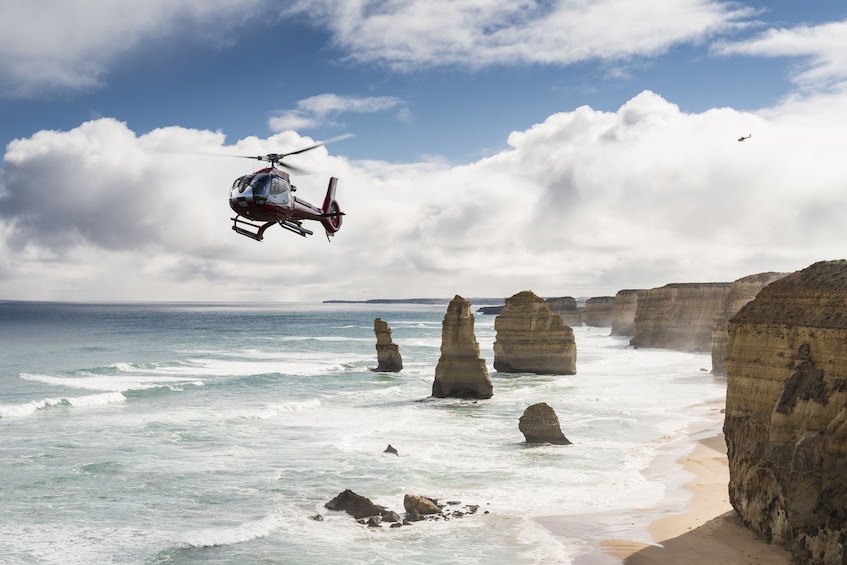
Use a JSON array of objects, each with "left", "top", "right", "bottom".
[
  {"left": 182, "top": 513, "right": 286, "bottom": 548},
  {"left": 0, "top": 391, "right": 125, "bottom": 418}
]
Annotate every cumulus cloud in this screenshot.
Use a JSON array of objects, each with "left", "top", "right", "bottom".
[
  {"left": 0, "top": 0, "right": 266, "bottom": 98},
  {"left": 284, "top": 0, "right": 752, "bottom": 70},
  {"left": 713, "top": 19, "right": 847, "bottom": 91},
  {"left": 3, "top": 89, "right": 847, "bottom": 302},
  {"left": 268, "top": 93, "right": 406, "bottom": 132}
]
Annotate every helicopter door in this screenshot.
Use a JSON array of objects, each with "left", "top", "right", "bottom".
[{"left": 270, "top": 176, "right": 291, "bottom": 207}]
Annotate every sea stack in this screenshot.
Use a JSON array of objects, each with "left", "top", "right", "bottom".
[
  {"left": 724, "top": 260, "right": 847, "bottom": 563},
  {"left": 372, "top": 318, "right": 403, "bottom": 372},
  {"left": 546, "top": 296, "right": 581, "bottom": 327},
  {"left": 494, "top": 290, "right": 576, "bottom": 375},
  {"left": 582, "top": 296, "right": 615, "bottom": 327},
  {"left": 431, "top": 295, "right": 493, "bottom": 399},
  {"left": 519, "top": 403, "right": 572, "bottom": 445}
]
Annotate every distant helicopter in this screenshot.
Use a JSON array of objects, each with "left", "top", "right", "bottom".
[{"left": 227, "top": 134, "right": 351, "bottom": 241}]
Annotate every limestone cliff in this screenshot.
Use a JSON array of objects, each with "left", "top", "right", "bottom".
[
  {"left": 494, "top": 290, "right": 577, "bottom": 375},
  {"left": 546, "top": 296, "right": 581, "bottom": 327},
  {"left": 432, "top": 295, "right": 493, "bottom": 399},
  {"left": 582, "top": 296, "right": 615, "bottom": 327},
  {"left": 610, "top": 289, "right": 644, "bottom": 337},
  {"left": 630, "top": 282, "right": 732, "bottom": 352},
  {"left": 724, "top": 260, "right": 847, "bottom": 563},
  {"left": 710, "top": 272, "right": 787, "bottom": 376},
  {"left": 372, "top": 318, "right": 403, "bottom": 372}
]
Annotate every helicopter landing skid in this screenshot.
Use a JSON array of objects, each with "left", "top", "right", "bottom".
[
  {"left": 231, "top": 216, "right": 274, "bottom": 241},
  {"left": 278, "top": 220, "right": 313, "bottom": 237}
]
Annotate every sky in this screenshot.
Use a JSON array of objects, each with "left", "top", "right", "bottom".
[{"left": 1, "top": 0, "right": 847, "bottom": 303}]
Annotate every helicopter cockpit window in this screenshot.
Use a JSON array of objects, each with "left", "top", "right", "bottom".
[
  {"left": 235, "top": 175, "right": 254, "bottom": 194},
  {"left": 270, "top": 177, "right": 281, "bottom": 195},
  {"left": 251, "top": 174, "right": 270, "bottom": 198}
]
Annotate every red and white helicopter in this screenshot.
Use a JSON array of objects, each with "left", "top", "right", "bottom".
[{"left": 228, "top": 134, "right": 350, "bottom": 241}]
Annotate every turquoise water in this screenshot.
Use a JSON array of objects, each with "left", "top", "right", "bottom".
[{"left": 0, "top": 301, "right": 725, "bottom": 564}]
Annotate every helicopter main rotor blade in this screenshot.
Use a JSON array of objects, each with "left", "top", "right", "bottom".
[{"left": 278, "top": 133, "right": 354, "bottom": 158}]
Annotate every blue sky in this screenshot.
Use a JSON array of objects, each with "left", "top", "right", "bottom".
[{"left": 1, "top": 1, "right": 847, "bottom": 302}]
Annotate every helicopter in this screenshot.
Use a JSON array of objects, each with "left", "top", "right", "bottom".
[{"left": 227, "top": 134, "right": 351, "bottom": 241}]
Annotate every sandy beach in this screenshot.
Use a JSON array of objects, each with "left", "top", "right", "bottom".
[{"left": 541, "top": 404, "right": 793, "bottom": 564}]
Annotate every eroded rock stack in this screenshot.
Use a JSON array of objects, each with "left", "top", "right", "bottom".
[
  {"left": 432, "top": 295, "right": 493, "bottom": 399},
  {"left": 724, "top": 260, "right": 847, "bottom": 563},
  {"left": 710, "top": 272, "right": 787, "bottom": 376},
  {"left": 630, "top": 282, "right": 732, "bottom": 352},
  {"left": 494, "top": 290, "right": 577, "bottom": 375},
  {"left": 582, "top": 296, "right": 615, "bottom": 327},
  {"left": 373, "top": 317, "right": 403, "bottom": 372},
  {"left": 519, "top": 403, "right": 572, "bottom": 445},
  {"left": 610, "top": 289, "right": 644, "bottom": 337},
  {"left": 546, "top": 296, "right": 581, "bottom": 327}
]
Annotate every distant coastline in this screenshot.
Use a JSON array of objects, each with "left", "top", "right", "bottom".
[{"left": 322, "top": 297, "right": 506, "bottom": 305}]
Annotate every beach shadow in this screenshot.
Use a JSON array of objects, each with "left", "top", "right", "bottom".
[{"left": 623, "top": 511, "right": 791, "bottom": 565}]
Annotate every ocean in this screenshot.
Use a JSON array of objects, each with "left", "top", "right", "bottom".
[{"left": 0, "top": 301, "right": 726, "bottom": 564}]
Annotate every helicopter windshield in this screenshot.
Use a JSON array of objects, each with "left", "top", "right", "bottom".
[
  {"left": 234, "top": 175, "right": 254, "bottom": 193},
  {"left": 251, "top": 174, "right": 270, "bottom": 199}
]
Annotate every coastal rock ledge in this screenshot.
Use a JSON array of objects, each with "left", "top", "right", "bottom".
[
  {"left": 724, "top": 260, "right": 847, "bottom": 564},
  {"left": 432, "top": 295, "right": 493, "bottom": 399},
  {"left": 494, "top": 290, "right": 576, "bottom": 375}
]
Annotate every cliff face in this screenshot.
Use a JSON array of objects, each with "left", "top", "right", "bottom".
[
  {"left": 710, "top": 272, "right": 787, "bottom": 376},
  {"left": 546, "top": 296, "right": 581, "bottom": 327},
  {"left": 630, "top": 282, "right": 732, "bottom": 352},
  {"left": 724, "top": 260, "right": 847, "bottom": 564},
  {"left": 494, "top": 290, "right": 577, "bottom": 375},
  {"left": 610, "top": 289, "right": 644, "bottom": 337},
  {"left": 582, "top": 296, "right": 615, "bottom": 327},
  {"left": 432, "top": 295, "right": 493, "bottom": 399}
]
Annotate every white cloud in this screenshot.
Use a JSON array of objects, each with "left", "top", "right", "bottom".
[
  {"left": 285, "top": 0, "right": 752, "bottom": 70},
  {"left": 0, "top": 0, "right": 266, "bottom": 98},
  {"left": 713, "top": 19, "right": 847, "bottom": 91},
  {"left": 3, "top": 89, "right": 847, "bottom": 302},
  {"left": 268, "top": 93, "right": 405, "bottom": 132}
]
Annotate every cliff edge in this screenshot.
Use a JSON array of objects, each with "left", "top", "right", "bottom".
[{"left": 724, "top": 260, "right": 847, "bottom": 564}]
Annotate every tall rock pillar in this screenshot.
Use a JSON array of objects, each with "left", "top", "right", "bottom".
[
  {"left": 372, "top": 318, "right": 403, "bottom": 372},
  {"left": 432, "top": 296, "right": 493, "bottom": 399}
]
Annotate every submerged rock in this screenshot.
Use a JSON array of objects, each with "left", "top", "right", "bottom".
[{"left": 324, "top": 489, "right": 387, "bottom": 519}]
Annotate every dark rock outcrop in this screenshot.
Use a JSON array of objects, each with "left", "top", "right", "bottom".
[
  {"left": 546, "top": 296, "right": 581, "bottom": 327},
  {"left": 432, "top": 296, "right": 493, "bottom": 399},
  {"left": 325, "top": 489, "right": 387, "bottom": 519},
  {"left": 724, "top": 260, "right": 847, "bottom": 564},
  {"left": 582, "top": 296, "right": 615, "bottom": 327},
  {"left": 710, "top": 272, "right": 787, "bottom": 376},
  {"left": 494, "top": 291, "right": 576, "bottom": 375},
  {"left": 630, "top": 282, "right": 732, "bottom": 352},
  {"left": 610, "top": 289, "right": 644, "bottom": 337},
  {"left": 372, "top": 318, "right": 403, "bottom": 372},
  {"left": 519, "top": 403, "right": 572, "bottom": 445}
]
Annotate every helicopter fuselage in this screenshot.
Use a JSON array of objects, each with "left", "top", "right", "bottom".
[{"left": 229, "top": 167, "right": 342, "bottom": 240}]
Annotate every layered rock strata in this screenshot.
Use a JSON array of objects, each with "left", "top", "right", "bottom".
[
  {"left": 432, "top": 295, "right": 493, "bottom": 399},
  {"left": 582, "top": 296, "right": 615, "bottom": 327},
  {"left": 372, "top": 317, "right": 403, "bottom": 372},
  {"left": 546, "top": 296, "right": 581, "bottom": 327},
  {"left": 630, "top": 282, "right": 732, "bottom": 352},
  {"left": 724, "top": 260, "right": 847, "bottom": 563},
  {"left": 494, "top": 290, "right": 577, "bottom": 375},
  {"left": 519, "top": 403, "right": 572, "bottom": 445},
  {"left": 610, "top": 289, "right": 644, "bottom": 337},
  {"left": 711, "top": 272, "right": 787, "bottom": 376}
]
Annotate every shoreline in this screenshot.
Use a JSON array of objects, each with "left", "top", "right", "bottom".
[{"left": 539, "top": 401, "right": 793, "bottom": 564}]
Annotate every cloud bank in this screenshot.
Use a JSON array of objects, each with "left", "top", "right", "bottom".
[{"left": 2, "top": 89, "right": 846, "bottom": 302}]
